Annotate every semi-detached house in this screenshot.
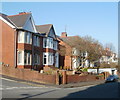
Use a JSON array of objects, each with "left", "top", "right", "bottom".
[{"left": 0, "top": 12, "right": 59, "bottom": 71}]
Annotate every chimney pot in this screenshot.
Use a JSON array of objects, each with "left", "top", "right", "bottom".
[{"left": 61, "top": 32, "right": 67, "bottom": 37}]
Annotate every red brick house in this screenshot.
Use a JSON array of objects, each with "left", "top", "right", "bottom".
[
  {"left": 0, "top": 12, "right": 59, "bottom": 71},
  {"left": 58, "top": 32, "right": 89, "bottom": 70},
  {"left": 36, "top": 24, "right": 59, "bottom": 68},
  {"left": 58, "top": 32, "right": 80, "bottom": 70}
]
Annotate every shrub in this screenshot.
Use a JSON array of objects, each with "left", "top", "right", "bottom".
[
  {"left": 82, "top": 68, "right": 88, "bottom": 72},
  {"left": 44, "top": 68, "right": 55, "bottom": 75}
]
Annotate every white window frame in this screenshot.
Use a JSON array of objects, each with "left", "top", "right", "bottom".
[
  {"left": 34, "top": 36, "right": 40, "bottom": 47},
  {"left": 37, "top": 37, "right": 40, "bottom": 47},
  {"left": 24, "top": 52, "right": 31, "bottom": 65},
  {"left": 17, "top": 51, "right": 24, "bottom": 65},
  {"left": 54, "top": 41, "right": 58, "bottom": 50},
  {"left": 34, "top": 36, "right": 37, "bottom": 46},
  {"left": 43, "top": 52, "right": 53, "bottom": 65},
  {"left": 18, "top": 31, "right": 24, "bottom": 43},
  {"left": 43, "top": 53, "right": 48, "bottom": 65},
  {"left": 43, "top": 37, "right": 53, "bottom": 49}
]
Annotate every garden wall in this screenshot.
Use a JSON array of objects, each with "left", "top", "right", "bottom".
[
  {"left": 0, "top": 66, "right": 105, "bottom": 85},
  {"left": 66, "top": 74, "right": 97, "bottom": 83},
  {"left": 0, "top": 66, "right": 56, "bottom": 84}
]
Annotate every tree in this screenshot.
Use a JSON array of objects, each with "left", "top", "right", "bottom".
[
  {"left": 58, "top": 35, "right": 104, "bottom": 69},
  {"left": 104, "top": 43, "right": 115, "bottom": 52},
  {"left": 82, "top": 36, "right": 104, "bottom": 63}
]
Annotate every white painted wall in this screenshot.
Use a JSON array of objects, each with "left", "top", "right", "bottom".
[
  {"left": 72, "top": 57, "right": 80, "bottom": 69},
  {"left": 88, "top": 68, "right": 117, "bottom": 75}
]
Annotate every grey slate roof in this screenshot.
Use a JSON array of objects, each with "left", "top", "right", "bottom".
[
  {"left": 36, "top": 24, "right": 53, "bottom": 35},
  {"left": 7, "top": 13, "right": 30, "bottom": 28},
  {"left": 59, "top": 36, "right": 81, "bottom": 46},
  {"left": 60, "top": 36, "right": 79, "bottom": 42},
  {"left": 0, "top": 13, "right": 15, "bottom": 27}
]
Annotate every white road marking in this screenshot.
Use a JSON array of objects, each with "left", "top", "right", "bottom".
[{"left": 1, "top": 77, "right": 17, "bottom": 82}]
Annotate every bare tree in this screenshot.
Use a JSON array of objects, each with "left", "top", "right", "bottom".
[
  {"left": 58, "top": 35, "right": 104, "bottom": 68},
  {"left": 104, "top": 43, "right": 115, "bottom": 52}
]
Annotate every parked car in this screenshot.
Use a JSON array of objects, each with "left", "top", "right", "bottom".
[{"left": 105, "top": 75, "right": 119, "bottom": 83}]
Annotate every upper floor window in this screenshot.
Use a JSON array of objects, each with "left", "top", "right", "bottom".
[
  {"left": 25, "top": 32, "right": 32, "bottom": 44},
  {"left": 34, "top": 36, "right": 40, "bottom": 47},
  {"left": 53, "top": 41, "right": 58, "bottom": 50},
  {"left": 43, "top": 37, "right": 53, "bottom": 49},
  {"left": 18, "top": 31, "right": 24, "bottom": 43},
  {"left": 18, "top": 31, "right": 32, "bottom": 44}
]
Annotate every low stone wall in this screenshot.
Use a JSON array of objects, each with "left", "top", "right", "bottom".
[{"left": 0, "top": 66, "right": 56, "bottom": 84}]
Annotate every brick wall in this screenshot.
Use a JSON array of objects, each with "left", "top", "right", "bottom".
[
  {"left": 59, "top": 40, "right": 72, "bottom": 70},
  {"left": 1, "top": 66, "right": 56, "bottom": 84},
  {"left": 0, "top": 20, "right": 16, "bottom": 67},
  {"left": 66, "top": 74, "right": 97, "bottom": 83}
]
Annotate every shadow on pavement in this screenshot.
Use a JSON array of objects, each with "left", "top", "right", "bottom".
[
  {"left": 59, "top": 81, "right": 120, "bottom": 99},
  {"left": 13, "top": 82, "right": 120, "bottom": 100},
  {"left": 17, "top": 89, "right": 56, "bottom": 100}
]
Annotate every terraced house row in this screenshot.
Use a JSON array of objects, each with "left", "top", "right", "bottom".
[
  {"left": 0, "top": 12, "right": 118, "bottom": 71},
  {"left": 0, "top": 12, "right": 59, "bottom": 71}
]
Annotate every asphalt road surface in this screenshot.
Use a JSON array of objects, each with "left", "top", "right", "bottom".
[{"left": 0, "top": 77, "right": 120, "bottom": 99}]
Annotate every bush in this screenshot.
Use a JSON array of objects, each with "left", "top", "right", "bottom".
[
  {"left": 82, "top": 68, "right": 88, "bottom": 72},
  {"left": 100, "top": 62, "right": 117, "bottom": 68},
  {"left": 44, "top": 68, "right": 55, "bottom": 75}
]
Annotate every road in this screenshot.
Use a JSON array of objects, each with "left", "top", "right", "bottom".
[{"left": 0, "top": 77, "right": 120, "bottom": 99}]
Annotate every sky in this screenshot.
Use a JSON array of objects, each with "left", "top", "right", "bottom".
[{"left": 1, "top": 2, "right": 118, "bottom": 53}]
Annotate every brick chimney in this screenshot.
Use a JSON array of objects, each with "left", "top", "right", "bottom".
[
  {"left": 19, "top": 12, "right": 30, "bottom": 15},
  {"left": 61, "top": 32, "right": 67, "bottom": 37}
]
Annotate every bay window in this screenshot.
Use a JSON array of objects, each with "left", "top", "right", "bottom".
[
  {"left": 18, "top": 51, "right": 22, "bottom": 64},
  {"left": 43, "top": 37, "right": 53, "bottom": 49},
  {"left": 43, "top": 52, "right": 54, "bottom": 65},
  {"left": 25, "top": 32, "right": 31, "bottom": 44},
  {"left": 18, "top": 31, "right": 32, "bottom": 44},
  {"left": 53, "top": 41, "right": 58, "bottom": 50},
  {"left": 24, "top": 52, "right": 31, "bottom": 65},
  {"left": 18, "top": 31, "right": 24, "bottom": 43}
]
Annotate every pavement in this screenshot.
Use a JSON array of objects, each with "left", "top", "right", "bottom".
[
  {"left": 1, "top": 77, "right": 119, "bottom": 98},
  {"left": 1, "top": 75, "right": 105, "bottom": 88},
  {"left": 58, "top": 80, "right": 105, "bottom": 88}
]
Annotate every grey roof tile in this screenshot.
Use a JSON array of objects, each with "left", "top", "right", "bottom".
[
  {"left": 36, "top": 24, "right": 52, "bottom": 35},
  {"left": 7, "top": 13, "right": 30, "bottom": 28},
  {"left": 0, "top": 13, "right": 15, "bottom": 27}
]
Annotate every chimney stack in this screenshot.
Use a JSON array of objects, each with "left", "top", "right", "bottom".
[
  {"left": 61, "top": 32, "right": 67, "bottom": 37},
  {"left": 19, "top": 12, "right": 30, "bottom": 15}
]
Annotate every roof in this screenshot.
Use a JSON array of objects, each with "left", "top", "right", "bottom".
[
  {"left": 0, "top": 13, "right": 15, "bottom": 27},
  {"left": 59, "top": 36, "right": 81, "bottom": 46},
  {"left": 36, "top": 24, "right": 53, "bottom": 35},
  {"left": 7, "top": 13, "right": 31, "bottom": 28}
]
